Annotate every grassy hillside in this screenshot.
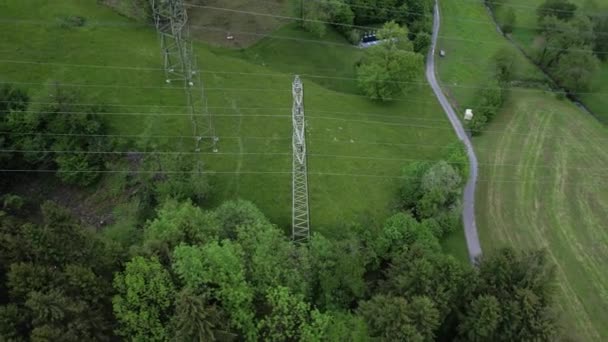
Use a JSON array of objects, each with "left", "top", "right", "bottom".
[
  {"left": 438, "top": 0, "right": 608, "bottom": 339},
  {"left": 493, "top": 0, "right": 608, "bottom": 120},
  {"left": 0, "top": 1, "right": 458, "bottom": 240},
  {"left": 436, "top": 0, "right": 544, "bottom": 109},
  {"left": 475, "top": 91, "right": 608, "bottom": 341}
]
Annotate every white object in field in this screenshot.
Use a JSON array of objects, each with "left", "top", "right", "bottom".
[
  {"left": 226, "top": 34, "right": 234, "bottom": 40},
  {"left": 440, "top": 49, "right": 446, "bottom": 57},
  {"left": 464, "top": 109, "right": 474, "bottom": 121}
]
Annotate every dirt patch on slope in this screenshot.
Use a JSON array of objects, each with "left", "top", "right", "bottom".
[{"left": 186, "top": 0, "right": 288, "bottom": 48}]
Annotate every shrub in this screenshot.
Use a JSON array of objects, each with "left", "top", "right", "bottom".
[
  {"left": 60, "top": 16, "right": 86, "bottom": 28},
  {"left": 413, "top": 32, "right": 431, "bottom": 53}
]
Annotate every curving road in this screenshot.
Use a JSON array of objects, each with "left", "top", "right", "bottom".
[{"left": 425, "top": 1, "right": 482, "bottom": 262}]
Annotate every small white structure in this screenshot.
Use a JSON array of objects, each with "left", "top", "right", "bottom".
[
  {"left": 464, "top": 109, "right": 474, "bottom": 121},
  {"left": 440, "top": 49, "right": 446, "bottom": 57},
  {"left": 226, "top": 34, "right": 234, "bottom": 40}
]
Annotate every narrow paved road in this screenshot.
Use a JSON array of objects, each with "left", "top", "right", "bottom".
[{"left": 425, "top": 1, "right": 482, "bottom": 262}]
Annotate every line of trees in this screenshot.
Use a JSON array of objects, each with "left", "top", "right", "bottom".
[
  {"left": 0, "top": 195, "right": 560, "bottom": 341},
  {"left": 533, "top": 0, "right": 602, "bottom": 94},
  {"left": 489, "top": 0, "right": 606, "bottom": 95},
  {"left": 296, "top": 0, "right": 434, "bottom": 43},
  {"left": 464, "top": 48, "right": 514, "bottom": 135},
  {"left": 0, "top": 84, "right": 112, "bottom": 186}
]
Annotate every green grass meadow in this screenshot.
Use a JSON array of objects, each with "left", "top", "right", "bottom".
[
  {"left": 0, "top": 1, "right": 462, "bottom": 243},
  {"left": 436, "top": 0, "right": 544, "bottom": 109},
  {"left": 438, "top": 0, "right": 608, "bottom": 339}
]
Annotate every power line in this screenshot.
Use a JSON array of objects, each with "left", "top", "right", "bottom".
[
  {"left": 2, "top": 148, "right": 607, "bottom": 172},
  {"left": 0, "top": 132, "right": 554, "bottom": 154},
  {"left": 2, "top": 15, "right": 608, "bottom": 55},
  {"left": 1, "top": 168, "right": 606, "bottom": 185},
  {"left": 10, "top": 109, "right": 456, "bottom": 124},
  {"left": 2, "top": 110, "right": 608, "bottom": 141},
  {"left": 239, "top": 0, "right": 608, "bottom": 37},
  {"left": 0, "top": 128, "right": 597, "bottom": 155},
  {"left": 0, "top": 93, "right": 562, "bottom": 117},
  {"left": 1, "top": 65, "right": 604, "bottom": 96}
]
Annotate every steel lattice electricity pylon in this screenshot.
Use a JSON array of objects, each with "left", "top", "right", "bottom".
[
  {"left": 150, "top": 0, "right": 217, "bottom": 152},
  {"left": 292, "top": 75, "right": 310, "bottom": 243}
]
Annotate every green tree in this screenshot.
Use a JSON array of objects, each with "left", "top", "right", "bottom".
[
  {"left": 324, "top": 311, "right": 369, "bottom": 341},
  {"left": 444, "top": 142, "right": 469, "bottom": 180},
  {"left": 25, "top": 289, "right": 109, "bottom": 341},
  {"left": 235, "top": 221, "right": 311, "bottom": 297},
  {"left": 465, "top": 248, "right": 558, "bottom": 341},
  {"left": 535, "top": 15, "right": 595, "bottom": 69},
  {"left": 591, "top": 12, "right": 608, "bottom": 60},
  {"left": 413, "top": 32, "right": 431, "bottom": 53},
  {"left": 403, "top": 0, "right": 434, "bottom": 33},
  {"left": 0, "top": 304, "right": 29, "bottom": 341},
  {"left": 552, "top": 48, "right": 599, "bottom": 93},
  {"left": 0, "top": 84, "right": 28, "bottom": 115},
  {"left": 303, "top": 4, "right": 327, "bottom": 37},
  {"left": 374, "top": 213, "right": 440, "bottom": 260},
  {"left": 172, "top": 242, "right": 256, "bottom": 340},
  {"left": 142, "top": 200, "right": 218, "bottom": 261},
  {"left": 328, "top": 0, "right": 355, "bottom": 36},
  {"left": 258, "top": 286, "right": 329, "bottom": 341},
  {"left": 143, "top": 153, "right": 212, "bottom": 204},
  {"left": 417, "top": 161, "right": 462, "bottom": 219},
  {"left": 297, "top": 0, "right": 353, "bottom": 38},
  {"left": 458, "top": 295, "right": 501, "bottom": 341},
  {"left": 357, "top": 21, "right": 423, "bottom": 100},
  {"left": 214, "top": 199, "right": 270, "bottom": 240},
  {"left": 171, "top": 288, "right": 219, "bottom": 342},
  {"left": 6, "top": 87, "right": 111, "bottom": 186},
  {"left": 112, "top": 256, "right": 175, "bottom": 341},
  {"left": 493, "top": 47, "right": 518, "bottom": 83},
  {"left": 383, "top": 248, "right": 469, "bottom": 320},
  {"left": 399, "top": 161, "right": 432, "bottom": 210},
  {"left": 537, "top": 0, "right": 578, "bottom": 21},
  {"left": 310, "top": 233, "right": 370, "bottom": 309},
  {"left": 0, "top": 84, "right": 28, "bottom": 165},
  {"left": 501, "top": 8, "right": 516, "bottom": 34},
  {"left": 359, "top": 295, "right": 439, "bottom": 341},
  {"left": 477, "top": 79, "right": 505, "bottom": 121},
  {"left": 467, "top": 108, "right": 488, "bottom": 136}
]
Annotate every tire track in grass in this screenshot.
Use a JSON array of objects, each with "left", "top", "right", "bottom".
[
  {"left": 538, "top": 110, "right": 600, "bottom": 341},
  {"left": 529, "top": 111, "right": 597, "bottom": 340},
  {"left": 539, "top": 111, "right": 602, "bottom": 341},
  {"left": 215, "top": 71, "right": 244, "bottom": 197},
  {"left": 515, "top": 107, "right": 550, "bottom": 248},
  {"left": 230, "top": 98, "right": 244, "bottom": 196},
  {"left": 562, "top": 131, "right": 608, "bottom": 334},
  {"left": 486, "top": 100, "right": 521, "bottom": 245},
  {"left": 549, "top": 138, "right": 601, "bottom": 341},
  {"left": 575, "top": 189, "right": 608, "bottom": 304},
  {"left": 511, "top": 108, "right": 598, "bottom": 340},
  {"left": 551, "top": 112, "right": 608, "bottom": 311}
]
